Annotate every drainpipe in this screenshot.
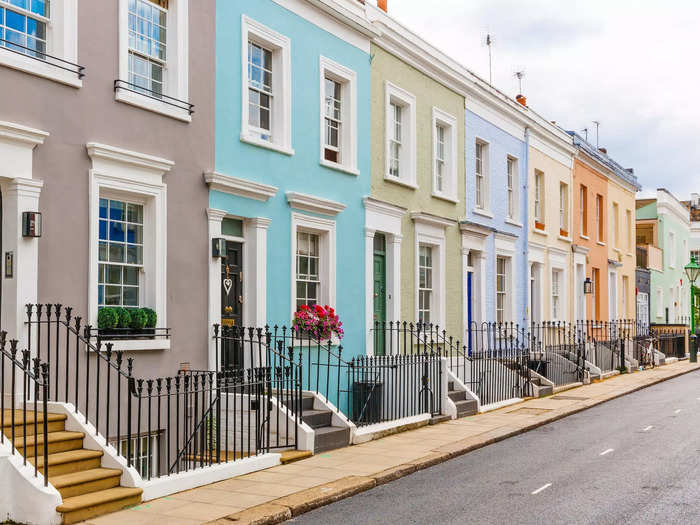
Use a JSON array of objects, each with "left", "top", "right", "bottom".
[{"left": 523, "top": 126, "right": 530, "bottom": 326}]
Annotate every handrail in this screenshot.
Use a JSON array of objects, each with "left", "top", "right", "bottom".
[
  {"left": 0, "top": 37, "right": 85, "bottom": 78},
  {"left": 114, "top": 79, "right": 195, "bottom": 114}
]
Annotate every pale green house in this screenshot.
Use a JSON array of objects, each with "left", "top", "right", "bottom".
[
  {"left": 363, "top": 5, "right": 466, "bottom": 354},
  {"left": 636, "top": 189, "right": 691, "bottom": 324}
]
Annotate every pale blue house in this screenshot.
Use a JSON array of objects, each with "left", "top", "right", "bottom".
[
  {"left": 205, "top": 0, "right": 376, "bottom": 369},
  {"left": 461, "top": 104, "right": 529, "bottom": 327}
]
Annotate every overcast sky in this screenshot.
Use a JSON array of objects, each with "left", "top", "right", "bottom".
[{"left": 380, "top": 0, "right": 700, "bottom": 199}]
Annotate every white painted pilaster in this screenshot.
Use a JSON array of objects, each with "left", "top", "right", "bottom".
[
  {"left": 246, "top": 217, "right": 270, "bottom": 328},
  {"left": 207, "top": 208, "right": 226, "bottom": 372},
  {"left": 364, "top": 227, "right": 375, "bottom": 356}
]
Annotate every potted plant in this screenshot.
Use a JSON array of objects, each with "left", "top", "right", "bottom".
[
  {"left": 115, "top": 307, "right": 132, "bottom": 336},
  {"left": 293, "top": 304, "right": 344, "bottom": 342},
  {"left": 143, "top": 307, "right": 157, "bottom": 336},
  {"left": 97, "top": 307, "right": 119, "bottom": 337},
  {"left": 129, "top": 308, "right": 148, "bottom": 337},
  {"left": 535, "top": 221, "right": 545, "bottom": 231}
]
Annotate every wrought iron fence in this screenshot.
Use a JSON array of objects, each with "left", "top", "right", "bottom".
[{"left": 0, "top": 333, "right": 50, "bottom": 486}]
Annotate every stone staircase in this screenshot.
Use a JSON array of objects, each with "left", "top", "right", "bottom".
[
  {"left": 528, "top": 374, "right": 554, "bottom": 397},
  {"left": 300, "top": 394, "right": 350, "bottom": 453},
  {"left": 3, "top": 409, "right": 141, "bottom": 524},
  {"left": 447, "top": 381, "right": 478, "bottom": 417}
]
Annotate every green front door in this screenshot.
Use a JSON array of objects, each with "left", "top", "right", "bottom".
[{"left": 373, "top": 234, "right": 387, "bottom": 355}]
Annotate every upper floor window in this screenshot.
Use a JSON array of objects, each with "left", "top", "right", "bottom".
[
  {"left": 579, "top": 185, "right": 588, "bottom": 237},
  {"left": 475, "top": 141, "right": 489, "bottom": 210},
  {"left": 506, "top": 157, "right": 518, "bottom": 220},
  {"left": 626, "top": 209, "right": 632, "bottom": 252},
  {"left": 0, "top": 0, "right": 48, "bottom": 57},
  {"left": 559, "top": 182, "right": 568, "bottom": 235},
  {"left": 534, "top": 170, "right": 544, "bottom": 226},
  {"left": 116, "top": 0, "right": 191, "bottom": 121},
  {"left": 0, "top": 0, "right": 80, "bottom": 86},
  {"left": 596, "top": 194, "right": 604, "bottom": 241},
  {"left": 319, "top": 56, "right": 358, "bottom": 175},
  {"left": 432, "top": 107, "right": 457, "bottom": 201},
  {"left": 240, "top": 16, "right": 292, "bottom": 153},
  {"left": 385, "top": 82, "right": 416, "bottom": 187},
  {"left": 668, "top": 230, "right": 676, "bottom": 268},
  {"left": 128, "top": 0, "right": 167, "bottom": 97},
  {"left": 295, "top": 231, "right": 320, "bottom": 310},
  {"left": 247, "top": 41, "right": 272, "bottom": 141},
  {"left": 496, "top": 256, "right": 508, "bottom": 323},
  {"left": 612, "top": 202, "right": 619, "bottom": 248}
]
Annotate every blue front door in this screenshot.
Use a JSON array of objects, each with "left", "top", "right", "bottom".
[{"left": 467, "top": 271, "right": 473, "bottom": 356}]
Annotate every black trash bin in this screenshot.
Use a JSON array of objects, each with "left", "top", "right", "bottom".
[{"left": 352, "top": 381, "right": 383, "bottom": 424}]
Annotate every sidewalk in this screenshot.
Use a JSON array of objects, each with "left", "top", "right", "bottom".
[{"left": 81, "top": 361, "right": 700, "bottom": 525}]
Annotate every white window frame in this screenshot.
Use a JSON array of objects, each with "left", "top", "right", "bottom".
[
  {"left": 112, "top": 432, "right": 158, "bottom": 479},
  {"left": 579, "top": 185, "right": 587, "bottom": 237},
  {"left": 656, "top": 287, "right": 663, "bottom": 318},
  {"left": 117, "top": 0, "right": 190, "bottom": 122},
  {"left": 384, "top": 81, "right": 417, "bottom": 188},
  {"left": 626, "top": 209, "right": 632, "bottom": 252},
  {"left": 413, "top": 217, "right": 447, "bottom": 327},
  {"left": 551, "top": 268, "right": 563, "bottom": 321},
  {"left": 534, "top": 170, "right": 543, "bottom": 223},
  {"left": 559, "top": 182, "right": 568, "bottom": 234},
  {"left": 0, "top": 0, "right": 80, "bottom": 87},
  {"left": 668, "top": 230, "right": 676, "bottom": 268},
  {"left": 495, "top": 234, "right": 517, "bottom": 323},
  {"left": 290, "top": 212, "right": 336, "bottom": 320},
  {"left": 506, "top": 156, "right": 518, "bottom": 221},
  {"left": 622, "top": 275, "right": 629, "bottom": 318},
  {"left": 417, "top": 244, "right": 433, "bottom": 324},
  {"left": 319, "top": 56, "right": 358, "bottom": 176},
  {"left": 596, "top": 194, "right": 604, "bottom": 243},
  {"left": 431, "top": 107, "right": 458, "bottom": 202},
  {"left": 87, "top": 143, "right": 170, "bottom": 351},
  {"left": 240, "top": 15, "right": 292, "bottom": 155},
  {"left": 474, "top": 139, "right": 490, "bottom": 213},
  {"left": 612, "top": 202, "right": 619, "bottom": 249},
  {"left": 496, "top": 256, "right": 510, "bottom": 323}
]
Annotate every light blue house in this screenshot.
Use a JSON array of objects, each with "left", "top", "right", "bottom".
[
  {"left": 461, "top": 103, "right": 529, "bottom": 327},
  {"left": 205, "top": 0, "right": 377, "bottom": 370}
]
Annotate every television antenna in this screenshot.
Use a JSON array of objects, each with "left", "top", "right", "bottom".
[
  {"left": 485, "top": 33, "right": 494, "bottom": 84},
  {"left": 582, "top": 127, "right": 588, "bottom": 141},
  {"left": 515, "top": 70, "right": 525, "bottom": 95},
  {"left": 592, "top": 121, "right": 600, "bottom": 149}
]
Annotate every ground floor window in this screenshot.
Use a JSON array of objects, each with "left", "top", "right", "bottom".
[
  {"left": 552, "top": 269, "right": 562, "bottom": 320},
  {"left": 295, "top": 231, "right": 320, "bottom": 309},
  {"left": 496, "top": 256, "right": 507, "bottom": 323},
  {"left": 418, "top": 245, "right": 433, "bottom": 324},
  {"left": 111, "top": 432, "right": 157, "bottom": 478}
]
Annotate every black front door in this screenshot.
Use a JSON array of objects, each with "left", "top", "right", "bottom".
[{"left": 221, "top": 241, "right": 243, "bottom": 369}]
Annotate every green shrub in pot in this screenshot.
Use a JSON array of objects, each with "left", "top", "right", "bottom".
[
  {"left": 97, "top": 307, "right": 118, "bottom": 330},
  {"left": 130, "top": 308, "right": 148, "bottom": 330},
  {"left": 115, "top": 307, "right": 132, "bottom": 329},
  {"left": 143, "top": 308, "right": 157, "bottom": 329}
]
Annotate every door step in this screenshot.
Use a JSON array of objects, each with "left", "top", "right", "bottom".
[
  {"left": 51, "top": 468, "right": 123, "bottom": 499},
  {"left": 56, "top": 486, "right": 143, "bottom": 524}
]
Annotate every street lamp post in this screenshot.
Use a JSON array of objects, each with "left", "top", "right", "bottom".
[{"left": 683, "top": 257, "right": 700, "bottom": 362}]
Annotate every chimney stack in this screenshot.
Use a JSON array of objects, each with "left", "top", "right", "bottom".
[
  {"left": 515, "top": 94, "right": 527, "bottom": 107},
  {"left": 377, "top": 0, "right": 387, "bottom": 11},
  {"left": 599, "top": 147, "right": 607, "bottom": 155}
]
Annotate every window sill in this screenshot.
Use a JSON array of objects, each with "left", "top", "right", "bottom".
[
  {"left": 320, "top": 159, "right": 359, "bottom": 176},
  {"left": 384, "top": 175, "right": 418, "bottom": 190},
  {"left": 105, "top": 339, "right": 171, "bottom": 352},
  {"left": 0, "top": 48, "right": 82, "bottom": 88},
  {"left": 240, "top": 133, "right": 295, "bottom": 156},
  {"left": 532, "top": 228, "right": 548, "bottom": 237},
  {"left": 115, "top": 89, "right": 192, "bottom": 122},
  {"left": 558, "top": 235, "right": 572, "bottom": 243},
  {"left": 472, "top": 208, "right": 494, "bottom": 219},
  {"left": 432, "top": 192, "right": 459, "bottom": 204},
  {"left": 580, "top": 234, "right": 590, "bottom": 240},
  {"left": 596, "top": 241, "right": 606, "bottom": 246},
  {"left": 504, "top": 218, "right": 523, "bottom": 228}
]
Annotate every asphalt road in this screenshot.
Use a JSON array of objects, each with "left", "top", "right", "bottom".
[{"left": 290, "top": 370, "right": 700, "bottom": 525}]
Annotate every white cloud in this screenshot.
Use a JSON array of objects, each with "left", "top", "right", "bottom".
[{"left": 383, "top": 0, "right": 700, "bottom": 198}]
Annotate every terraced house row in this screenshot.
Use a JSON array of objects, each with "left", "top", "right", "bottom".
[{"left": 0, "top": 0, "right": 695, "bottom": 523}]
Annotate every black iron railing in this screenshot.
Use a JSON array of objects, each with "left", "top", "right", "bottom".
[
  {"left": 114, "top": 79, "right": 194, "bottom": 114},
  {"left": 529, "top": 322, "right": 588, "bottom": 386},
  {"left": 0, "top": 333, "right": 50, "bottom": 486},
  {"left": 0, "top": 38, "right": 85, "bottom": 78}
]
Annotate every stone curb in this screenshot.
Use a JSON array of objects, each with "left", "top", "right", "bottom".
[{"left": 204, "top": 364, "right": 699, "bottom": 525}]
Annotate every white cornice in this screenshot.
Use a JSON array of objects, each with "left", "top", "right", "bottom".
[
  {"left": 410, "top": 212, "right": 456, "bottom": 229},
  {"left": 87, "top": 143, "right": 174, "bottom": 173},
  {"left": 0, "top": 120, "right": 49, "bottom": 147},
  {"left": 286, "top": 191, "right": 346, "bottom": 216},
  {"left": 305, "top": 0, "right": 380, "bottom": 38},
  {"left": 657, "top": 189, "right": 690, "bottom": 226},
  {"left": 459, "top": 221, "right": 492, "bottom": 237},
  {"left": 206, "top": 208, "right": 227, "bottom": 222},
  {"left": 204, "top": 171, "right": 278, "bottom": 202},
  {"left": 576, "top": 150, "right": 639, "bottom": 194},
  {"left": 363, "top": 196, "right": 406, "bottom": 219},
  {"left": 572, "top": 244, "right": 590, "bottom": 255}
]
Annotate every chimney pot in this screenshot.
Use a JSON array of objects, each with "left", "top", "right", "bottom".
[
  {"left": 515, "top": 94, "right": 527, "bottom": 106},
  {"left": 599, "top": 147, "right": 607, "bottom": 154},
  {"left": 377, "top": 0, "right": 387, "bottom": 11}
]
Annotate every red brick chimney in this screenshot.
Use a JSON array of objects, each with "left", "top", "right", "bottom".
[
  {"left": 377, "top": 0, "right": 387, "bottom": 12},
  {"left": 516, "top": 94, "right": 527, "bottom": 106}
]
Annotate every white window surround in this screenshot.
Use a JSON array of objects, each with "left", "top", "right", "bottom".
[
  {"left": 551, "top": 269, "right": 563, "bottom": 321},
  {"left": 0, "top": 0, "right": 81, "bottom": 87},
  {"left": 494, "top": 234, "right": 517, "bottom": 323},
  {"left": 384, "top": 81, "right": 417, "bottom": 188},
  {"left": 506, "top": 155, "right": 519, "bottom": 222},
  {"left": 290, "top": 212, "right": 336, "bottom": 321},
  {"left": 203, "top": 171, "right": 278, "bottom": 202},
  {"left": 474, "top": 138, "right": 490, "bottom": 212},
  {"left": 431, "top": 107, "right": 458, "bottom": 202},
  {"left": 319, "top": 56, "right": 358, "bottom": 176},
  {"left": 116, "top": 0, "right": 190, "bottom": 122},
  {"left": 668, "top": 231, "right": 676, "bottom": 269},
  {"left": 87, "top": 142, "right": 171, "bottom": 351},
  {"left": 548, "top": 251, "right": 568, "bottom": 322},
  {"left": 241, "top": 15, "right": 293, "bottom": 156},
  {"left": 412, "top": 213, "right": 452, "bottom": 327},
  {"left": 286, "top": 191, "right": 346, "bottom": 216}
]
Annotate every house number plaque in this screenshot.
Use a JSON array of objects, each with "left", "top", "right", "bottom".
[{"left": 4, "top": 252, "right": 13, "bottom": 278}]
